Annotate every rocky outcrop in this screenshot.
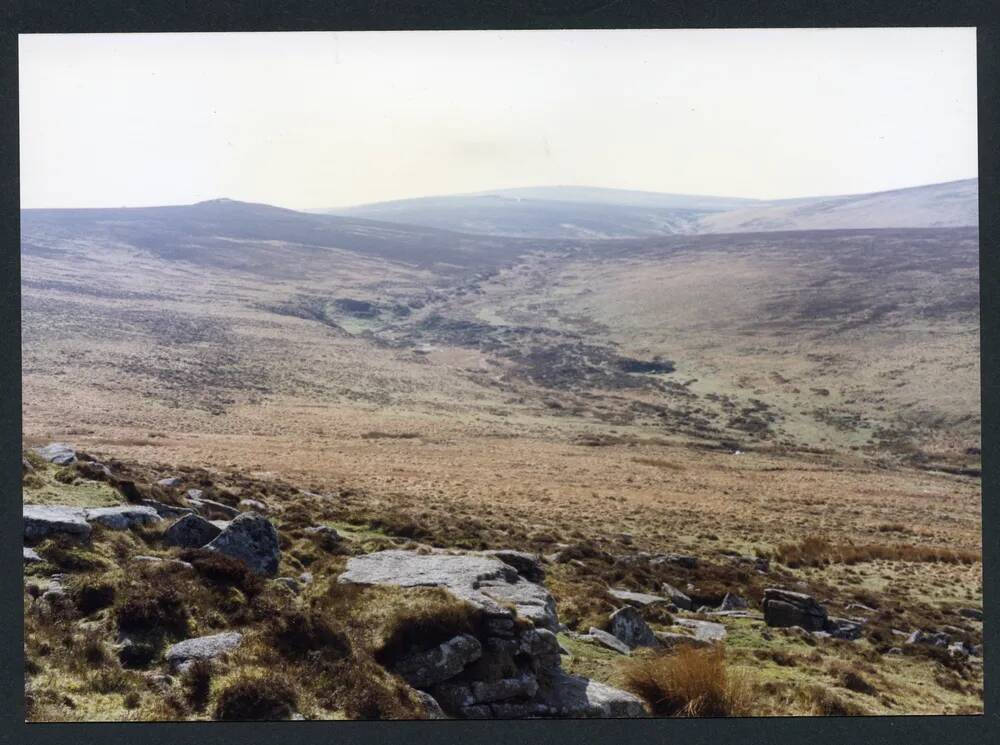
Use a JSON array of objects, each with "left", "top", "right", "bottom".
[
  {"left": 164, "top": 513, "right": 223, "bottom": 548},
  {"left": 608, "top": 606, "right": 659, "bottom": 649},
  {"left": 483, "top": 550, "right": 545, "bottom": 582},
  {"left": 394, "top": 634, "right": 483, "bottom": 688},
  {"left": 338, "top": 549, "right": 646, "bottom": 719},
  {"left": 762, "top": 588, "right": 828, "bottom": 632},
  {"left": 609, "top": 589, "right": 670, "bottom": 608},
  {"left": 24, "top": 505, "right": 92, "bottom": 542},
  {"left": 205, "top": 513, "right": 280, "bottom": 576},
  {"left": 32, "top": 443, "right": 76, "bottom": 466},
  {"left": 84, "top": 505, "right": 161, "bottom": 530},
  {"left": 165, "top": 632, "right": 243, "bottom": 672},
  {"left": 661, "top": 582, "right": 693, "bottom": 610}
]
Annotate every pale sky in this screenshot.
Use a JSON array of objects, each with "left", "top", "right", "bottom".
[{"left": 19, "top": 28, "right": 978, "bottom": 210}]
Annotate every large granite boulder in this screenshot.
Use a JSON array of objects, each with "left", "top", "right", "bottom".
[
  {"left": 661, "top": 582, "right": 693, "bottom": 610},
  {"left": 84, "top": 505, "right": 161, "bottom": 530},
  {"left": 205, "top": 513, "right": 280, "bottom": 576},
  {"left": 32, "top": 443, "right": 76, "bottom": 466},
  {"left": 393, "top": 633, "right": 483, "bottom": 688},
  {"left": 165, "top": 631, "right": 243, "bottom": 672},
  {"left": 762, "top": 588, "right": 828, "bottom": 631},
  {"left": 536, "top": 672, "right": 647, "bottom": 718},
  {"left": 338, "top": 550, "right": 559, "bottom": 631},
  {"left": 587, "top": 627, "right": 631, "bottom": 655},
  {"left": 164, "top": 513, "right": 223, "bottom": 548},
  {"left": 24, "top": 505, "right": 91, "bottom": 542},
  {"left": 483, "top": 550, "right": 545, "bottom": 582},
  {"left": 608, "top": 606, "right": 659, "bottom": 649}
]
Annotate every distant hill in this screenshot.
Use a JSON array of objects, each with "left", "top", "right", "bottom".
[
  {"left": 21, "top": 198, "right": 540, "bottom": 274},
  {"left": 315, "top": 179, "right": 978, "bottom": 239},
  {"left": 696, "top": 179, "right": 979, "bottom": 234}
]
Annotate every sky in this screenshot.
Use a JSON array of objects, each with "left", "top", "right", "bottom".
[{"left": 19, "top": 28, "right": 978, "bottom": 210}]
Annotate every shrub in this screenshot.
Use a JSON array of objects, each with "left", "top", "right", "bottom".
[
  {"left": 622, "top": 645, "right": 752, "bottom": 717},
  {"left": 182, "top": 659, "right": 213, "bottom": 712},
  {"left": 178, "top": 549, "right": 263, "bottom": 597},
  {"left": 212, "top": 670, "right": 299, "bottom": 721},
  {"left": 115, "top": 582, "right": 189, "bottom": 637},
  {"left": 71, "top": 576, "right": 117, "bottom": 615},
  {"left": 776, "top": 535, "right": 980, "bottom": 567},
  {"left": 37, "top": 540, "right": 110, "bottom": 572},
  {"left": 266, "top": 607, "right": 351, "bottom": 663},
  {"left": 337, "top": 658, "right": 425, "bottom": 720},
  {"left": 800, "top": 684, "right": 869, "bottom": 715}
]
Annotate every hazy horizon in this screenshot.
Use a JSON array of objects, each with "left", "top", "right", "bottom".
[{"left": 20, "top": 29, "right": 978, "bottom": 210}]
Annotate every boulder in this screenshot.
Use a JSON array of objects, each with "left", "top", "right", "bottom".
[
  {"left": 651, "top": 553, "right": 698, "bottom": 570},
  {"left": 826, "top": 616, "right": 865, "bottom": 640},
  {"left": 24, "top": 505, "right": 91, "bottom": 542},
  {"left": 762, "top": 588, "right": 828, "bottom": 631},
  {"left": 338, "top": 550, "right": 559, "bottom": 630},
  {"left": 186, "top": 495, "right": 240, "bottom": 519},
  {"left": 413, "top": 690, "right": 448, "bottom": 719},
  {"left": 165, "top": 632, "right": 243, "bottom": 672},
  {"left": 205, "top": 513, "right": 281, "bottom": 576},
  {"left": 156, "top": 477, "right": 183, "bottom": 488},
  {"left": 23, "top": 547, "right": 43, "bottom": 564},
  {"left": 958, "top": 607, "right": 983, "bottom": 621},
  {"left": 303, "top": 525, "right": 342, "bottom": 549},
  {"left": 608, "top": 605, "right": 659, "bottom": 649},
  {"left": 33, "top": 443, "right": 76, "bottom": 466},
  {"left": 76, "top": 461, "right": 113, "bottom": 481},
  {"left": 906, "top": 630, "right": 950, "bottom": 647},
  {"left": 718, "top": 593, "right": 748, "bottom": 611},
  {"left": 139, "top": 499, "right": 196, "bottom": 519},
  {"left": 609, "top": 589, "right": 670, "bottom": 608},
  {"left": 84, "top": 505, "right": 161, "bottom": 530},
  {"left": 483, "top": 549, "right": 545, "bottom": 582},
  {"left": 673, "top": 618, "right": 727, "bottom": 642},
  {"left": 660, "top": 582, "right": 693, "bottom": 610},
  {"left": 536, "top": 671, "right": 647, "bottom": 718},
  {"left": 164, "top": 513, "right": 223, "bottom": 548},
  {"left": 238, "top": 499, "right": 268, "bottom": 513},
  {"left": 392, "top": 633, "right": 483, "bottom": 688},
  {"left": 22, "top": 457, "right": 34, "bottom": 474},
  {"left": 471, "top": 673, "right": 539, "bottom": 703},
  {"left": 586, "top": 628, "right": 631, "bottom": 655}
]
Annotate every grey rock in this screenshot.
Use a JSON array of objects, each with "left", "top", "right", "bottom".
[
  {"left": 519, "top": 628, "right": 561, "bottom": 657},
  {"left": 133, "top": 555, "right": 194, "bottom": 570},
  {"left": 186, "top": 495, "right": 240, "bottom": 518},
  {"left": 673, "top": 618, "right": 727, "bottom": 642},
  {"left": 205, "top": 513, "right": 281, "bottom": 576},
  {"left": 140, "top": 499, "right": 195, "bottom": 519},
  {"left": 85, "top": 505, "right": 161, "bottom": 530},
  {"left": 586, "top": 628, "right": 631, "bottom": 655},
  {"left": 239, "top": 499, "right": 268, "bottom": 513},
  {"left": 429, "top": 682, "right": 476, "bottom": 711},
  {"left": 303, "top": 525, "right": 341, "bottom": 549},
  {"left": 393, "top": 633, "right": 482, "bottom": 688},
  {"left": 165, "top": 632, "right": 243, "bottom": 672},
  {"left": 339, "top": 550, "right": 558, "bottom": 630},
  {"left": 23, "top": 547, "right": 43, "bottom": 564},
  {"left": 886, "top": 647, "right": 903, "bottom": 655},
  {"left": 609, "top": 588, "right": 670, "bottom": 608},
  {"left": 958, "top": 607, "right": 983, "bottom": 621},
  {"left": 471, "top": 673, "right": 539, "bottom": 703},
  {"left": 661, "top": 582, "right": 693, "bottom": 610},
  {"left": 76, "top": 461, "right": 113, "bottom": 481},
  {"left": 22, "top": 457, "right": 35, "bottom": 474},
  {"left": 536, "top": 671, "right": 647, "bottom": 718},
  {"left": 651, "top": 553, "right": 698, "bottom": 570},
  {"left": 164, "top": 513, "right": 223, "bottom": 548},
  {"left": 299, "top": 571, "right": 314, "bottom": 585},
  {"left": 156, "top": 477, "right": 183, "bottom": 488},
  {"left": 33, "top": 443, "right": 76, "bottom": 466},
  {"left": 24, "top": 505, "right": 91, "bottom": 542},
  {"left": 906, "top": 630, "right": 950, "bottom": 647},
  {"left": 414, "top": 690, "right": 448, "bottom": 719},
  {"left": 826, "top": 616, "right": 865, "bottom": 640},
  {"left": 653, "top": 631, "right": 712, "bottom": 649},
  {"left": 608, "top": 605, "right": 659, "bottom": 649},
  {"left": 483, "top": 549, "right": 545, "bottom": 582},
  {"left": 718, "top": 593, "right": 748, "bottom": 611},
  {"left": 763, "top": 588, "right": 828, "bottom": 631}
]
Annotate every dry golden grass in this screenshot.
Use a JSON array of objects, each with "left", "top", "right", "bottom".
[
  {"left": 622, "top": 646, "right": 753, "bottom": 717},
  {"left": 776, "top": 535, "right": 980, "bottom": 568}
]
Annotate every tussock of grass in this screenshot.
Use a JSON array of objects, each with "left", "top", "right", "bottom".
[
  {"left": 622, "top": 646, "right": 752, "bottom": 717},
  {"left": 776, "top": 535, "right": 979, "bottom": 567},
  {"left": 212, "top": 668, "right": 299, "bottom": 721}
]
